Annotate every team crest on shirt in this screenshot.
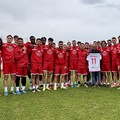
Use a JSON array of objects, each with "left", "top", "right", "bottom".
[
  {"left": 7, "top": 46, "right": 14, "bottom": 52},
  {"left": 36, "top": 50, "right": 42, "bottom": 56},
  {"left": 113, "top": 48, "right": 117, "bottom": 53},
  {"left": 47, "top": 49, "right": 53, "bottom": 55},
  {"left": 72, "top": 50, "right": 77, "bottom": 55},
  {"left": 58, "top": 53, "right": 63, "bottom": 58},
  {"left": 102, "top": 51, "right": 107, "bottom": 56}
]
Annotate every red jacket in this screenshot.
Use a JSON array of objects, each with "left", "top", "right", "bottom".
[
  {"left": 69, "top": 46, "right": 79, "bottom": 62},
  {"left": 31, "top": 45, "right": 44, "bottom": 64},
  {"left": 111, "top": 44, "right": 119, "bottom": 61},
  {"left": 78, "top": 49, "right": 88, "bottom": 68},
  {"left": 43, "top": 45, "right": 54, "bottom": 62},
  {"left": 54, "top": 48, "right": 67, "bottom": 65},
  {"left": 100, "top": 46, "right": 111, "bottom": 63},
  {"left": 15, "top": 45, "right": 28, "bottom": 67},
  {"left": 1, "top": 43, "right": 16, "bottom": 63}
]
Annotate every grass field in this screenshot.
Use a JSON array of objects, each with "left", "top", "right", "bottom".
[{"left": 0, "top": 76, "right": 120, "bottom": 120}]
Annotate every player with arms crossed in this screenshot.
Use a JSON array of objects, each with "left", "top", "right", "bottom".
[{"left": 15, "top": 38, "right": 28, "bottom": 95}]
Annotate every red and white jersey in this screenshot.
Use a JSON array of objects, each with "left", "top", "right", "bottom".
[
  {"left": 117, "top": 47, "right": 120, "bottom": 66},
  {"left": 66, "top": 51, "right": 69, "bottom": 66},
  {"left": 111, "top": 44, "right": 119, "bottom": 61},
  {"left": 1, "top": 43, "right": 16, "bottom": 63},
  {"left": 54, "top": 48, "right": 66, "bottom": 65},
  {"left": 100, "top": 46, "right": 111, "bottom": 63},
  {"left": 69, "top": 46, "right": 79, "bottom": 62},
  {"left": 31, "top": 45, "right": 44, "bottom": 64},
  {"left": 15, "top": 45, "right": 28, "bottom": 67},
  {"left": 78, "top": 49, "right": 88, "bottom": 68},
  {"left": 43, "top": 45, "right": 54, "bottom": 62},
  {"left": 87, "top": 53, "right": 102, "bottom": 72},
  {"left": 25, "top": 42, "right": 35, "bottom": 64}
]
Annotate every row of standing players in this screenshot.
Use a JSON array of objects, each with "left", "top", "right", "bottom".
[{"left": 0, "top": 35, "right": 120, "bottom": 96}]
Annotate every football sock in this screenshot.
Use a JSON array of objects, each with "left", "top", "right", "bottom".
[
  {"left": 16, "top": 87, "right": 19, "bottom": 91},
  {"left": 4, "top": 87, "right": 8, "bottom": 92},
  {"left": 22, "top": 86, "right": 25, "bottom": 91},
  {"left": 43, "top": 84, "right": 45, "bottom": 88},
  {"left": 46, "top": 83, "right": 49, "bottom": 88},
  {"left": 11, "top": 87, "right": 14, "bottom": 91},
  {"left": 36, "top": 85, "right": 38, "bottom": 89},
  {"left": 54, "top": 83, "right": 57, "bottom": 88},
  {"left": 61, "top": 82, "right": 64, "bottom": 87},
  {"left": 33, "top": 86, "right": 35, "bottom": 89}
]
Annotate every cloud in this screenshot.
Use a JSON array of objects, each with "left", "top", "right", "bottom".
[
  {"left": 0, "top": 0, "right": 120, "bottom": 43},
  {"left": 80, "top": 0, "right": 105, "bottom": 5}
]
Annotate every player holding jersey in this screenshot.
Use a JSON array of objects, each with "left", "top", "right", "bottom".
[{"left": 87, "top": 44, "right": 102, "bottom": 87}]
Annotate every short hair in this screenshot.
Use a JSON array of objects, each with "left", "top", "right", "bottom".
[
  {"left": 118, "top": 36, "right": 120, "bottom": 38},
  {"left": 7, "top": 35, "right": 13, "bottom": 38},
  {"left": 48, "top": 37, "right": 54, "bottom": 42},
  {"left": 97, "top": 41, "right": 100, "bottom": 44},
  {"left": 107, "top": 39, "right": 111, "bottom": 42},
  {"left": 101, "top": 40, "right": 107, "bottom": 46},
  {"left": 14, "top": 35, "right": 19, "bottom": 39},
  {"left": 85, "top": 42, "right": 89, "bottom": 45},
  {"left": 30, "top": 36, "right": 35, "bottom": 40},
  {"left": 112, "top": 37, "right": 116, "bottom": 39},
  {"left": 36, "top": 38, "right": 42, "bottom": 41},
  {"left": 77, "top": 41, "right": 81, "bottom": 44},
  {"left": 0, "top": 38, "right": 3, "bottom": 45},
  {"left": 72, "top": 40, "right": 76, "bottom": 42},
  {"left": 59, "top": 41, "right": 63, "bottom": 44},
  {"left": 53, "top": 42, "right": 56, "bottom": 45},
  {"left": 67, "top": 41, "right": 71, "bottom": 44},
  {"left": 18, "top": 38, "right": 23, "bottom": 41},
  {"left": 81, "top": 43, "right": 84, "bottom": 45},
  {"left": 41, "top": 37, "right": 46, "bottom": 41}
]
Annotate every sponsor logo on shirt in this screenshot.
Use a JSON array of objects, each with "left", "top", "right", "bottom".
[
  {"left": 72, "top": 50, "right": 77, "bottom": 55},
  {"left": 36, "top": 50, "right": 42, "bottom": 56},
  {"left": 58, "top": 53, "right": 63, "bottom": 58},
  {"left": 47, "top": 49, "right": 53, "bottom": 55},
  {"left": 7, "top": 46, "right": 14, "bottom": 52}
]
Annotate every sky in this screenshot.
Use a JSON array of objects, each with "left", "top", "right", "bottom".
[{"left": 0, "top": 0, "right": 120, "bottom": 44}]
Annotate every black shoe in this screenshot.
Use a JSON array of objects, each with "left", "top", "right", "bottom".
[
  {"left": 32, "top": 89, "right": 36, "bottom": 93},
  {"left": 98, "top": 85, "right": 101, "bottom": 88}
]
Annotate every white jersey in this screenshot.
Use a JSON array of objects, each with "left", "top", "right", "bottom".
[{"left": 87, "top": 53, "right": 102, "bottom": 72}]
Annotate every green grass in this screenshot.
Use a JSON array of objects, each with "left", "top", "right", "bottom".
[{"left": 0, "top": 76, "right": 120, "bottom": 120}]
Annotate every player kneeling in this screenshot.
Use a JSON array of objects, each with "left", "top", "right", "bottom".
[
  {"left": 54, "top": 41, "right": 67, "bottom": 90},
  {"left": 15, "top": 38, "right": 28, "bottom": 95},
  {"left": 31, "top": 38, "right": 43, "bottom": 93}
]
